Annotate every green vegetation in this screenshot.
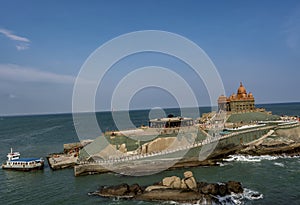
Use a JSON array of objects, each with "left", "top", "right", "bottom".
[{"left": 227, "top": 112, "right": 280, "bottom": 123}]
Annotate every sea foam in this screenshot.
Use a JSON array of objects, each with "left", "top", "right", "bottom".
[
  {"left": 160, "top": 188, "right": 263, "bottom": 205},
  {"left": 224, "top": 154, "right": 278, "bottom": 163}
]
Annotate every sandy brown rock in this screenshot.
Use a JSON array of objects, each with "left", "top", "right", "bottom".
[
  {"left": 184, "top": 171, "right": 193, "bottom": 178},
  {"left": 172, "top": 176, "right": 182, "bottom": 188},
  {"left": 180, "top": 179, "right": 188, "bottom": 189},
  {"left": 118, "top": 143, "right": 127, "bottom": 153},
  {"left": 184, "top": 177, "right": 197, "bottom": 190},
  {"left": 162, "top": 176, "right": 181, "bottom": 188}
]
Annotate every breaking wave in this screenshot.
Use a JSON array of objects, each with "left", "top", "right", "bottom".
[
  {"left": 274, "top": 162, "right": 285, "bottom": 167},
  {"left": 223, "top": 154, "right": 278, "bottom": 162},
  {"left": 216, "top": 188, "right": 263, "bottom": 205},
  {"left": 220, "top": 154, "right": 300, "bottom": 170},
  {"left": 161, "top": 188, "right": 263, "bottom": 205},
  {"left": 223, "top": 154, "right": 299, "bottom": 163}
]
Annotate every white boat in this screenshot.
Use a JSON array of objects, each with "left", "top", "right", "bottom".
[{"left": 2, "top": 148, "right": 44, "bottom": 171}]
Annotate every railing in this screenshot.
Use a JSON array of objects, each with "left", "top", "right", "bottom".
[
  {"left": 275, "top": 122, "right": 299, "bottom": 130},
  {"left": 78, "top": 123, "right": 277, "bottom": 166}
]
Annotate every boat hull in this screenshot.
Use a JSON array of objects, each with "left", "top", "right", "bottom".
[
  {"left": 2, "top": 161, "right": 44, "bottom": 171},
  {"left": 2, "top": 162, "right": 44, "bottom": 171}
]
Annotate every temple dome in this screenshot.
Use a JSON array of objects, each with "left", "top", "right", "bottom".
[
  {"left": 237, "top": 82, "right": 247, "bottom": 95},
  {"left": 248, "top": 92, "right": 253, "bottom": 98}
]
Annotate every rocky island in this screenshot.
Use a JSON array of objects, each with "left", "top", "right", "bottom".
[
  {"left": 90, "top": 171, "right": 260, "bottom": 204},
  {"left": 46, "top": 83, "right": 300, "bottom": 177}
]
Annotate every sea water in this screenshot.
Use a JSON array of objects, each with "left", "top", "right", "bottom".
[{"left": 0, "top": 103, "right": 299, "bottom": 205}]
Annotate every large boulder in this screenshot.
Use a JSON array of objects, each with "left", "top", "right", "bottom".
[
  {"left": 184, "top": 177, "right": 197, "bottom": 190},
  {"left": 162, "top": 176, "right": 181, "bottom": 188},
  {"left": 183, "top": 171, "right": 197, "bottom": 190},
  {"left": 227, "top": 181, "right": 243, "bottom": 194},
  {"left": 172, "top": 176, "right": 182, "bottom": 188},
  {"left": 184, "top": 171, "right": 194, "bottom": 178},
  {"left": 181, "top": 179, "right": 188, "bottom": 189}
]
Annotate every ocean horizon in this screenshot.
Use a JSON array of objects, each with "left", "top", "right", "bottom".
[{"left": 1, "top": 101, "right": 300, "bottom": 118}]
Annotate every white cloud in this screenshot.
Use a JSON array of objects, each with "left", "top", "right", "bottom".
[
  {"left": 0, "top": 64, "right": 76, "bottom": 84},
  {"left": 16, "top": 43, "right": 30, "bottom": 51},
  {"left": 0, "top": 28, "right": 30, "bottom": 42},
  {"left": 0, "top": 28, "right": 30, "bottom": 50}
]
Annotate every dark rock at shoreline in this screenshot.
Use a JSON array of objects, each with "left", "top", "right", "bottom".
[
  {"left": 200, "top": 183, "right": 219, "bottom": 195},
  {"left": 99, "top": 183, "right": 130, "bottom": 197},
  {"left": 218, "top": 183, "right": 228, "bottom": 196},
  {"left": 227, "top": 181, "right": 243, "bottom": 194},
  {"left": 129, "top": 183, "right": 142, "bottom": 195},
  {"left": 92, "top": 171, "right": 244, "bottom": 204},
  {"left": 134, "top": 189, "right": 211, "bottom": 203},
  {"left": 94, "top": 181, "right": 243, "bottom": 203}
]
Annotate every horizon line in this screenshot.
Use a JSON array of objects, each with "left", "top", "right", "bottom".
[{"left": 1, "top": 101, "right": 300, "bottom": 118}]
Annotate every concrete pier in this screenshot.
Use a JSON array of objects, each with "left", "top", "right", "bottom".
[
  {"left": 47, "top": 153, "right": 78, "bottom": 170},
  {"left": 47, "top": 140, "right": 93, "bottom": 170}
]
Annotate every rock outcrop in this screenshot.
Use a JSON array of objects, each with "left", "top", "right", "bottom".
[
  {"left": 91, "top": 171, "right": 244, "bottom": 204},
  {"left": 161, "top": 171, "right": 198, "bottom": 191},
  {"left": 237, "top": 126, "right": 300, "bottom": 156}
]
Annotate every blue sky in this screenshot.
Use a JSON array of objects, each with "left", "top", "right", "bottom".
[{"left": 0, "top": 1, "right": 300, "bottom": 115}]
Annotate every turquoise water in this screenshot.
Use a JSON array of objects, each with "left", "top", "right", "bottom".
[{"left": 0, "top": 103, "right": 299, "bottom": 205}]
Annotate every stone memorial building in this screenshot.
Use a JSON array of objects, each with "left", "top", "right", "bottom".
[{"left": 218, "top": 82, "right": 255, "bottom": 112}]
